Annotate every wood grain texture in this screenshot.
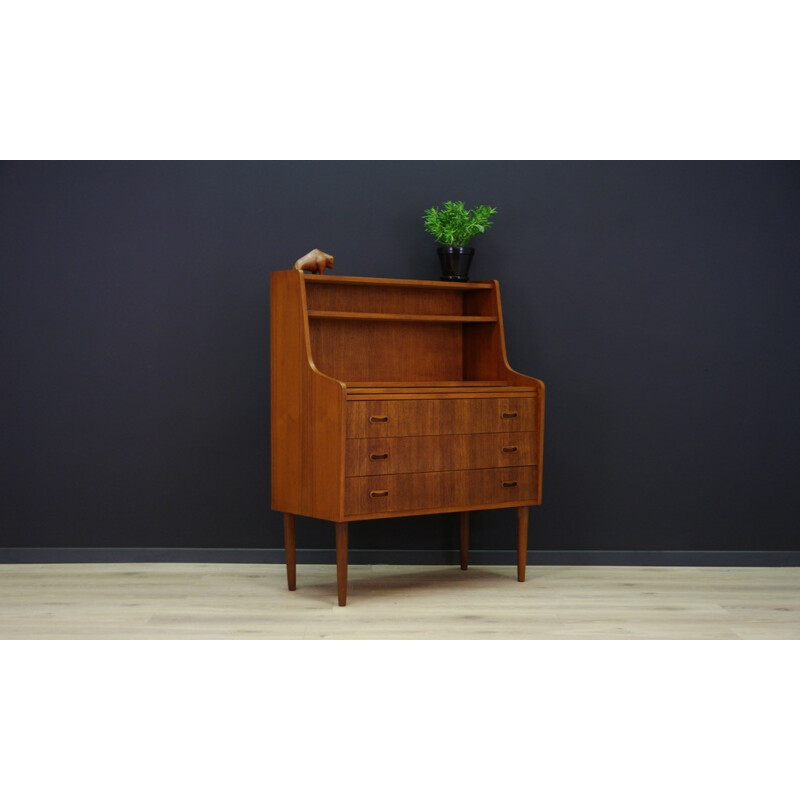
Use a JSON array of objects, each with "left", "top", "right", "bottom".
[
  {"left": 345, "top": 432, "right": 537, "bottom": 476},
  {"left": 344, "top": 381, "right": 534, "bottom": 401},
  {"left": 270, "top": 270, "right": 306, "bottom": 515},
  {"left": 310, "top": 318, "right": 464, "bottom": 383},
  {"left": 270, "top": 270, "right": 546, "bottom": 602},
  {"left": 346, "top": 397, "right": 538, "bottom": 438},
  {"left": 306, "top": 283, "right": 466, "bottom": 315},
  {"left": 463, "top": 280, "right": 545, "bottom": 500},
  {"left": 346, "top": 392, "right": 536, "bottom": 401},
  {"left": 2, "top": 564, "right": 798, "bottom": 639},
  {"left": 270, "top": 271, "right": 344, "bottom": 520},
  {"left": 491, "top": 281, "right": 546, "bottom": 501},
  {"left": 345, "top": 466, "right": 538, "bottom": 516},
  {"left": 462, "top": 279, "right": 509, "bottom": 383},
  {"left": 270, "top": 270, "right": 346, "bottom": 521}
]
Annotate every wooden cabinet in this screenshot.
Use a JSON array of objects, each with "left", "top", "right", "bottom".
[{"left": 270, "top": 271, "right": 545, "bottom": 605}]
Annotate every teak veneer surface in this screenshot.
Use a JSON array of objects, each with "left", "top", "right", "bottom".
[
  {"left": 345, "top": 466, "right": 539, "bottom": 516},
  {"left": 309, "top": 318, "right": 465, "bottom": 383},
  {"left": 306, "top": 283, "right": 467, "bottom": 315},
  {"left": 270, "top": 270, "right": 545, "bottom": 604},
  {"left": 346, "top": 384, "right": 533, "bottom": 396},
  {"left": 345, "top": 397, "right": 538, "bottom": 438},
  {"left": 345, "top": 432, "right": 537, "bottom": 476}
]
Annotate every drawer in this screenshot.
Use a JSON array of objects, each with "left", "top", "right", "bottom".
[
  {"left": 345, "top": 466, "right": 538, "bottom": 516},
  {"left": 346, "top": 396, "right": 537, "bottom": 439},
  {"left": 345, "top": 432, "right": 537, "bottom": 476}
]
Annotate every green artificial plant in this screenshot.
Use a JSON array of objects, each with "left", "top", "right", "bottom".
[{"left": 422, "top": 200, "right": 498, "bottom": 247}]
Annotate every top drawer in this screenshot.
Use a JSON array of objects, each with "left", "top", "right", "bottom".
[{"left": 346, "top": 396, "right": 538, "bottom": 438}]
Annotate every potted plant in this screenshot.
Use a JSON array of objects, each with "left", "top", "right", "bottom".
[{"left": 422, "top": 200, "right": 498, "bottom": 281}]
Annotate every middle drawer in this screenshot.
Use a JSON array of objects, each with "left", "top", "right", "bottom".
[
  {"left": 346, "top": 432, "right": 537, "bottom": 476},
  {"left": 346, "top": 396, "right": 538, "bottom": 438}
]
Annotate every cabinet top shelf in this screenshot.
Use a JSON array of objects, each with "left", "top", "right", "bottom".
[
  {"left": 307, "top": 311, "right": 497, "bottom": 323},
  {"left": 302, "top": 273, "right": 494, "bottom": 290}
]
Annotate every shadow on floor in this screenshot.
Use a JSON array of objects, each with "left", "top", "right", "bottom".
[{"left": 296, "top": 565, "right": 520, "bottom": 604}]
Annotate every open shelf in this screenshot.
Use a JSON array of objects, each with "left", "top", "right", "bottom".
[
  {"left": 303, "top": 274, "right": 493, "bottom": 290},
  {"left": 307, "top": 311, "right": 497, "bottom": 323},
  {"left": 297, "top": 269, "right": 505, "bottom": 384}
]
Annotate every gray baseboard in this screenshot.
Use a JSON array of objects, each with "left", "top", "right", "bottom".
[{"left": 1, "top": 548, "right": 799, "bottom": 566}]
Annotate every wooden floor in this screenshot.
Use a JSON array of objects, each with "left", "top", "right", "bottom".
[{"left": 1, "top": 563, "right": 798, "bottom": 639}]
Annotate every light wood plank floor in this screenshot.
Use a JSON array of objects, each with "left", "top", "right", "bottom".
[{"left": 1, "top": 563, "right": 798, "bottom": 639}]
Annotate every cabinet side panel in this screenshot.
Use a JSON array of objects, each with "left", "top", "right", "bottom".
[
  {"left": 492, "top": 280, "right": 545, "bottom": 502},
  {"left": 270, "top": 271, "right": 306, "bottom": 514},
  {"left": 465, "top": 281, "right": 545, "bottom": 503},
  {"left": 308, "top": 371, "right": 346, "bottom": 520}
]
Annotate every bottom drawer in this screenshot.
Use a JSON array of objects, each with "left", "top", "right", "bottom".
[{"left": 345, "top": 466, "right": 538, "bottom": 516}]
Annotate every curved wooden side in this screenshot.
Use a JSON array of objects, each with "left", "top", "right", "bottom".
[
  {"left": 495, "top": 281, "right": 544, "bottom": 504},
  {"left": 463, "top": 280, "right": 545, "bottom": 503},
  {"left": 270, "top": 270, "right": 346, "bottom": 521}
]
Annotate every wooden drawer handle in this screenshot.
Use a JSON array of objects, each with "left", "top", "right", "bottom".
[
  {"left": 369, "top": 453, "right": 389, "bottom": 460},
  {"left": 501, "top": 446, "right": 518, "bottom": 453},
  {"left": 369, "top": 415, "right": 389, "bottom": 423},
  {"left": 502, "top": 411, "right": 518, "bottom": 418},
  {"left": 502, "top": 481, "right": 518, "bottom": 488},
  {"left": 369, "top": 490, "right": 389, "bottom": 498}
]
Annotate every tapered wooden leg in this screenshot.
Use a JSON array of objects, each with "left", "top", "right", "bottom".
[
  {"left": 336, "top": 522, "right": 348, "bottom": 606},
  {"left": 459, "top": 511, "right": 469, "bottom": 570},
  {"left": 283, "top": 513, "right": 296, "bottom": 591},
  {"left": 517, "top": 506, "right": 529, "bottom": 582}
]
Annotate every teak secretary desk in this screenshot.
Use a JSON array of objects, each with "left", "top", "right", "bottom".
[{"left": 270, "top": 270, "right": 545, "bottom": 605}]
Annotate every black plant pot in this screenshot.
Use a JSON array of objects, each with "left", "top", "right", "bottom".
[{"left": 437, "top": 246, "right": 475, "bottom": 282}]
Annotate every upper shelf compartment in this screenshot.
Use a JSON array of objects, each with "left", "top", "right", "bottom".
[
  {"left": 295, "top": 270, "right": 506, "bottom": 383},
  {"left": 303, "top": 274, "right": 493, "bottom": 290},
  {"left": 304, "top": 273, "right": 498, "bottom": 320}
]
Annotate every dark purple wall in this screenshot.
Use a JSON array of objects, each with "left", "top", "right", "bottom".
[{"left": 2, "top": 161, "right": 799, "bottom": 554}]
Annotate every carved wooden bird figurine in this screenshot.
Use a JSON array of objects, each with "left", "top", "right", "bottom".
[{"left": 293, "top": 249, "right": 334, "bottom": 275}]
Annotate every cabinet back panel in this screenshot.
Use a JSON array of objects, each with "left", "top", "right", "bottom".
[
  {"left": 305, "top": 284, "right": 464, "bottom": 315},
  {"left": 309, "top": 319, "right": 463, "bottom": 382}
]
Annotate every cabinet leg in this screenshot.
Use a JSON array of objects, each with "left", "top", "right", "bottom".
[
  {"left": 336, "top": 522, "right": 348, "bottom": 606},
  {"left": 517, "top": 506, "right": 529, "bottom": 582},
  {"left": 283, "top": 513, "right": 296, "bottom": 591},
  {"left": 459, "top": 511, "right": 469, "bottom": 570}
]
